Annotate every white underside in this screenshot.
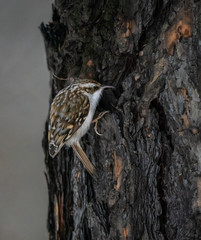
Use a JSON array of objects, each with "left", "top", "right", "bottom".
[{"left": 66, "top": 88, "right": 103, "bottom": 146}]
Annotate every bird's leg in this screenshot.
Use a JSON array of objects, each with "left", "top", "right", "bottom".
[{"left": 92, "top": 111, "right": 109, "bottom": 136}]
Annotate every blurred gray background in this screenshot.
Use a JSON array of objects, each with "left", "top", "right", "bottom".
[{"left": 0, "top": 0, "right": 52, "bottom": 239}]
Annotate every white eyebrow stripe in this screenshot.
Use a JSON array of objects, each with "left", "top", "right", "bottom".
[{"left": 82, "top": 83, "right": 96, "bottom": 88}]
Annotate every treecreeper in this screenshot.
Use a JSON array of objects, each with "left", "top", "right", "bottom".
[{"left": 48, "top": 78, "right": 114, "bottom": 177}]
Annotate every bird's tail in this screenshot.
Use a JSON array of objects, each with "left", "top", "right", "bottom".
[{"left": 72, "top": 142, "right": 97, "bottom": 177}]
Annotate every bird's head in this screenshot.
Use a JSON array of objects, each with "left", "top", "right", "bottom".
[{"left": 75, "top": 79, "right": 114, "bottom": 95}]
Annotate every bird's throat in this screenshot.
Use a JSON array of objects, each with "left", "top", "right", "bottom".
[{"left": 88, "top": 88, "right": 103, "bottom": 112}]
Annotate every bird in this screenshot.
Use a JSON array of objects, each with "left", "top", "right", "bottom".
[{"left": 48, "top": 78, "right": 114, "bottom": 176}]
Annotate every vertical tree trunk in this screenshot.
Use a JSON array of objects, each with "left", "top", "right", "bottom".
[{"left": 41, "top": 0, "right": 201, "bottom": 239}]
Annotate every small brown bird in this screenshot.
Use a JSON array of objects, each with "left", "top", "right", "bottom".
[{"left": 48, "top": 79, "right": 113, "bottom": 176}]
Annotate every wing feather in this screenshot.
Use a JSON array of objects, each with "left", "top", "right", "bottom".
[{"left": 48, "top": 88, "right": 90, "bottom": 157}]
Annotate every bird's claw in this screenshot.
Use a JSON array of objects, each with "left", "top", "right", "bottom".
[{"left": 92, "top": 111, "right": 109, "bottom": 136}]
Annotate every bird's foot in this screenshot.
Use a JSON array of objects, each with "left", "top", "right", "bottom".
[{"left": 92, "top": 111, "right": 109, "bottom": 136}]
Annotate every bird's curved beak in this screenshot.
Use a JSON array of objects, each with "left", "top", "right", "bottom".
[{"left": 102, "top": 85, "right": 115, "bottom": 89}]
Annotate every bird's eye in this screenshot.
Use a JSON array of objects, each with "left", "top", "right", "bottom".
[{"left": 94, "top": 86, "right": 99, "bottom": 91}]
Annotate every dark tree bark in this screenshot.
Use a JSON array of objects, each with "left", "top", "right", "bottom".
[{"left": 41, "top": 0, "right": 201, "bottom": 239}]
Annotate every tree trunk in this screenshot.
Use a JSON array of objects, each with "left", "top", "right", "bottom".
[{"left": 41, "top": 0, "right": 201, "bottom": 239}]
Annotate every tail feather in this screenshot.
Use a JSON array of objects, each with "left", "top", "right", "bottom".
[{"left": 72, "top": 142, "right": 97, "bottom": 177}]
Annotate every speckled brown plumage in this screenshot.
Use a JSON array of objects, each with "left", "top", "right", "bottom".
[{"left": 48, "top": 83, "right": 91, "bottom": 157}]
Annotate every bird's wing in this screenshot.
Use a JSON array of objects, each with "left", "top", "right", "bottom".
[{"left": 48, "top": 88, "right": 90, "bottom": 157}]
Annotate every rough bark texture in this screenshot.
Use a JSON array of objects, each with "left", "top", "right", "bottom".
[{"left": 41, "top": 0, "right": 201, "bottom": 239}]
